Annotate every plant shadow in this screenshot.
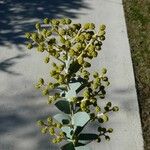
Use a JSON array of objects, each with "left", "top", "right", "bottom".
[{"left": 0, "top": 0, "right": 90, "bottom": 47}]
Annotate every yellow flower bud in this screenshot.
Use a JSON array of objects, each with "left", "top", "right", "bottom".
[
  {"left": 99, "top": 24, "right": 106, "bottom": 31},
  {"left": 25, "top": 32, "right": 31, "bottom": 39},
  {"left": 44, "top": 57, "right": 50, "bottom": 63},
  {"left": 27, "top": 43, "right": 33, "bottom": 49},
  {"left": 35, "top": 22, "right": 41, "bottom": 30},
  {"left": 43, "top": 18, "right": 49, "bottom": 24}
]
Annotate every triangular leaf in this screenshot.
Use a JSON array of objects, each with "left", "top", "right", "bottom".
[
  {"left": 78, "top": 133, "right": 98, "bottom": 140},
  {"left": 97, "top": 113, "right": 109, "bottom": 123},
  {"left": 69, "top": 60, "right": 82, "bottom": 74},
  {"left": 73, "top": 112, "right": 90, "bottom": 127},
  {"left": 53, "top": 113, "right": 71, "bottom": 124},
  {"left": 66, "top": 82, "right": 81, "bottom": 101},
  {"left": 75, "top": 145, "right": 92, "bottom": 150},
  {"left": 61, "top": 126, "right": 73, "bottom": 139},
  {"left": 55, "top": 100, "right": 71, "bottom": 114},
  {"left": 74, "top": 126, "right": 84, "bottom": 136},
  {"left": 61, "top": 142, "right": 75, "bottom": 150}
]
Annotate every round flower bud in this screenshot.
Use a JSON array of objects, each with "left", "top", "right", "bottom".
[
  {"left": 56, "top": 123, "right": 62, "bottom": 128},
  {"left": 105, "top": 81, "right": 110, "bottom": 86},
  {"left": 57, "top": 64, "right": 64, "bottom": 72},
  {"left": 106, "top": 102, "right": 112, "bottom": 108},
  {"left": 104, "top": 106, "right": 109, "bottom": 111},
  {"left": 56, "top": 136, "right": 62, "bottom": 143},
  {"left": 89, "top": 45, "right": 95, "bottom": 52},
  {"left": 80, "top": 101, "right": 87, "bottom": 110},
  {"left": 98, "top": 30, "right": 106, "bottom": 36},
  {"left": 37, "top": 44, "right": 45, "bottom": 52},
  {"left": 92, "top": 83, "right": 99, "bottom": 90},
  {"left": 101, "top": 68, "right": 107, "bottom": 74},
  {"left": 83, "top": 90, "right": 90, "bottom": 99},
  {"left": 51, "top": 19, "right": 60, "bottom": 26},
  {"left": 79, "top": 34, "right": 85, "bottom": 42},
  {"left": 96, "top": 137, "right": 101, "bottom": 143},
  {"left": 71, "top": 97, "right": 78, "bottom": 103},
  {"left": 65, "top": 40, "right": 71, "bottom": 48},
  {"left": 44, "top": 57, "right": 50, "bottom": 63},
  {"left": 41, "top": 127, "right": 48, "bottom": 134},
  {"left": 95, "top": 106, "right": 101, "bottom": 112},
  {"left": 38, "top": 34, "right": 44, "bottom": 41},
  {"left": 65, "top": 18, "right": 72, "bottom": 24},
  {"left": 35, "top": 83, "right": 42, "bottom": 89},
  {"left": 69, "top": 49, "right": 75, "bottom": 57},
  {"left": 31, "top": 33, "right": 38, "bottom": 41},
  {"left": 27, "top": 43, "right": 33, "bottom": 49},
  {"left": 91, "top": 51, "right": 98, "bottom": 57},
  {"left": 44, "top": 18, "right": 49, "bottom": 24},
  {"left": 48, "top": 96, "right": 55, "bottom": 104},
  {"left": 54, "top": 52, "right": 60, "bottom": 58},
  {"left": 47, "top": 117, "right": 53, "bottom": 124},
  {"left": 50, "top": 70, "right": 57, "bottom": 76},
  {"left": 112, "top": 106, "right": 119, "bottom": 112},
  {"left": 41, "top": 29, "right": 47, "bottom": 36},
  {"left": 103, "top": 76, "right": 108, "bottom": 81},
  {"left": 37, "top": 120, "right": 44, "bottom": 126},
  {"left": 52, "top": 138, "right": 57, "bottom": 144},
  {"left": 38, "top": 78, "right": 44, "bottom": 85},
  {"left": 46, "top": 30, "right": 52, "bottom": 37},
  {"left": 55, "top": 93, "right": 60, "bottom": 99},
  {"left": 105, "top": 136, "right": 110, "bottom": 141},
  {"left": 107, "top": 128, "right": 113, "bottom": 133},
  {"left": 59, "top": 29, "right": 66, "bottom": 35},
  {"left": 42, "top": 88, "right": 49, "bottom": 96},
  {"left": 83, "top": 62, "right": 91, "bottom": 68},
  {"left": 60, "top": 18, "right": 66, "bottom": 25},
  {"left": 49, "top": 127, "right": 55, "bottom": 135},
  {"left": 99, "top": 24, "right": 106, "bottom": 31},
  {"left": 35, "top": 22, "right": 41, "bottom": 30},
  {"left": 25, "top": 32, "right": 31, "bottom": 39},
  {"left": 59, "top": 132, "right": 65, "bottom": 138},
  {"left": 89, "top": 23, "right": 95, "bottom": 29},
  {"left": 97, "top": 113, "right": 109, "bottom": 123},
  {"left": 95, "top": 44, "right": 101, "bottom": 51},
  {"left": 83, "top": 23, "right": 90, "bottom": 30},
  {"left": 60, "top": 37, "right": 66, "bottom": 44},
  {"left": 49, "top": 38, "right": 56, "bottom": 44},
  {"left": 90, "top": 98, "right": 96, "bottom": 104},
  {"left": 58, "top": 75, "right": 64, "bottom": 84},
  {"left": 93, "top": 72, "right": 99, "bottom": 78},
  {"left": 99, "top": 94, "right": 105, "bottom": 99},
  {"left": 85, "top": 33, "right": 92, "bottom": 41},
  {"left": 90, "top": 113, "right": 95, "bottom": 119},
  {"left": 95, "top": 77, "right": 101, "bottom": 84},
  {"left": 100, "top": 35, "right": 105, "bottom": 41},
  {"left": 52, "top": 62, "right": 56, "bottom": 67},
  {"left": 62, "top": 55, "right": 67, "bottom": 61}
]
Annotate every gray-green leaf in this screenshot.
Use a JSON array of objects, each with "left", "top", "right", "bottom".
[
  {"left": 55, "top": 100, "right": 71, "bottom": 114},
  {"left": 61, "top": 142, "right": 75, "bottom": 150},
  {"left": 73, "top": 112, "right": 90, "bottom": 127},
  {"left": 53, "top": 113, "right": 71, "bottom": 124}
]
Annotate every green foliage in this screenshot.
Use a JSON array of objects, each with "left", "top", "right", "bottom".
[{"left": 26, "top": 18, "right": 119, "bottom": 149}]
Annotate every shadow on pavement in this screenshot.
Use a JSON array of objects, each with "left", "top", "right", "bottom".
[
  {"left": 0, "top": 54, "right": 27, "bottom": 75},
  {"left": 0, "top": 0, "right": 89, "bottom": 47}
]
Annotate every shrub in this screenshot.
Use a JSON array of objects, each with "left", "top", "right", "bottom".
[{"left": 25, "top": 18, "right": 119, "bottom": 150}]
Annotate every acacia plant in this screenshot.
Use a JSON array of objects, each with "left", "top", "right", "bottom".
[{"left": 25, "top": 18, "right": 119, "bottom": 150}]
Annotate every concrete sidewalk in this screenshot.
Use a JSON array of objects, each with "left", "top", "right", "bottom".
[{"left": 0, "top": 0, "right": 144, "bottom": 150}]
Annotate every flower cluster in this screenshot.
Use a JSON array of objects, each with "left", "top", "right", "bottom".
[
  {"left": 26, "top": 18, "right": 119, "bottom": 149},
  {"left": 37, "top": 116, "right": 65, "bottom": 144}
]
